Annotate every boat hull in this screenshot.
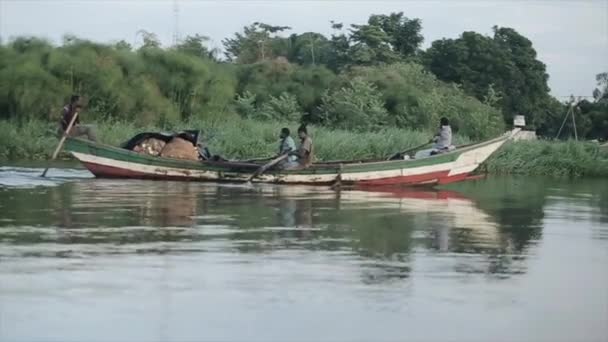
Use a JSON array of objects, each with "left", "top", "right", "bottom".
[{"left": 65, "top": 130, "right": 517, "bottom": 186}]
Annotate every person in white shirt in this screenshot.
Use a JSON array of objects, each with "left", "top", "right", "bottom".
[
  {"left": 278, "top": 127, "right": 298, "bottom": 168},
  {"left": 432, "top": 117, "right": 452, "bottom": 153}
]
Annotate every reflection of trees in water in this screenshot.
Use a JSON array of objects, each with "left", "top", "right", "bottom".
[
  {"left": 348, "top": 213, "right": 414, "bottom": 283},
  {"left": 449, "top": 177, "right": 548, "bottom": 254},
  {"left": 0, "top": 181, "right": 201, "bottom": 246},
  {"left": 364, "top": 183, "right": 549, "bottom": 279}
]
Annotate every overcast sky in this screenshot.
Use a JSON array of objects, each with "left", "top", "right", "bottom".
[{"left": 1, "top": 0, "right": 606, "bottom": 98}]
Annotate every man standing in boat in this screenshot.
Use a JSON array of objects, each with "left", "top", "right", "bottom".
[{"left": 58, "top": 95, "right": 97, "bottom": 141}]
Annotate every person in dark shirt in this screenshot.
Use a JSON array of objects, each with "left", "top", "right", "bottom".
[
  {"left": 295, "top": 125, "right": 314, "bottom": 168},
  {"left": 58, "top": 95, "right": 97, "bottom": 141}
]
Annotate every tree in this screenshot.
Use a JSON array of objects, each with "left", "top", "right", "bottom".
[
  {"left": 222, "top": 22, "right": 291, "bottom": 63},
  {"left": 574, "top": 72, "right": 608, "bottom": 140},
  {"left": 326, "top": 21, "right": 350, "bottom": 71},
  {"left": 424, "top": 27, "right": 551, "bottom": 127},
  {"left": 175, "top": 34, "right": 214, "bottom": 59},
  {"left": 114, "top": 40, "right": 132, "bottom": 51},
  {"left": 347, "top": 12, "right": 423, "bottom": 66},
  {"left": 579, "top": 100, "right": 608, "bottom": 140},
  {"left": 593, "top": 72, "right": 608, "bottom": 102},
  {"left": 137, "top": 30, "right": 161, "bottom": 49},
  {"left": 380, "top": 12, "right": 423, "bottom": 58},
  {"left": 286, "top": 32, "right": 332, "bottom": 66}
]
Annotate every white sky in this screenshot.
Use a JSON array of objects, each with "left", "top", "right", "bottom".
[{"left": 1, "top": 0, "right": 606, "bottom": 98}]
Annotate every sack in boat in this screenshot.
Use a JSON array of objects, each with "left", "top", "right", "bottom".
[
  {"left": 160, "top": 137, "right": 199, "bottom": 160},
  {"left": 133, "top": 138, "right": 166, "bottom": 156}
]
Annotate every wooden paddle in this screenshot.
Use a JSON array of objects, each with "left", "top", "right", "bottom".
[
  {"left": 245, "top": 153, "right": 289, "bottom": 184},
  {"left": 386, "top": 140, "right": 433, "bottom": 160},
  {"left": 41, "top": 112, "right": 79, "bottom": 177}
]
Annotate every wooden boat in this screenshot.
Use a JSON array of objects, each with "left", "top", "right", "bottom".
[{"left": 64, "top": 128, "right": 520, "bottom": 186}]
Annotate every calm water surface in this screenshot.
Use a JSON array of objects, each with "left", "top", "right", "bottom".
[{"left": 0, "top": 165, "right": 607, "bottom": 342}]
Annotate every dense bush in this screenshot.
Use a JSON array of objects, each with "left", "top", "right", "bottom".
[
  {"left": 318, "top": 77, "right": 390, "bottom": 131},
  {"left": 235, "top": 60, "right": 336, "bottom": 117},
  {"left": 0, "top": 37, "right": 505, "bottom": 139},
  {"left": 233, "top": 61, "right": 503, "bottom": 137},
  {"left": 0, "top": 37, "right": 235, "bottom": 125},
  {"left": 345, "top": 63, "right": 505, "bottom": 139}
]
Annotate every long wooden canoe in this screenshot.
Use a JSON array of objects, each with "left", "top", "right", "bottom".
[{"left": 64, "top": 129, "right": 520, "bottom": 186}]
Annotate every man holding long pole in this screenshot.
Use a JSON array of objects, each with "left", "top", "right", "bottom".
[
  {"left": 41, "top": 95, "right": 97, "bottom": 177},
  {"left": 58, "top": 95, "right": 97, "bottom": 142}
]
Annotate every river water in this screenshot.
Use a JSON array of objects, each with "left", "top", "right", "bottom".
[{"left": 0, "top": 165, "right": 606, "bottom": 342}]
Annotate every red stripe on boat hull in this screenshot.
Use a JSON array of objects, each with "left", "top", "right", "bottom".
[
  {"left": 437, "top": 173, "right": 470, "bottom": 185},
  {"left": 357, "top": 171, "right": 475, "bottom": 187},
  {"left": 357, "top": 170, "right": 450, "bottom": 186},
  {"left": 82, "top": 161, "right": 199, "bottom": 181}
]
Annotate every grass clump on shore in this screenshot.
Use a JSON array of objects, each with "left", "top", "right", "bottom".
[
  {"left": 483, "top": 140, "right": 608, "bottom": 178},
  {"left": 0, "top": 120, "right": 57, "bottom": 160}
]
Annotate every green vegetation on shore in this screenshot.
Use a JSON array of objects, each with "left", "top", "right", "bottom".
[{"left": 483, "top": 140, "right": 608, "bottom": 178}]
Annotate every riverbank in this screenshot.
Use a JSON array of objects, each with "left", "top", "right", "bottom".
[{"left": 1, "top": 120, "right": 606, "bottom": 178}]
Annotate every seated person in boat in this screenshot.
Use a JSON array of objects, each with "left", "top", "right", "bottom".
[
  {"left": 278, "top": 127, "right": 298, "bottom": 168},
  {"left": 58, "top": 95, "right": 97, "bottom": 141},
  {"left": 292, "top": 125, "right": 314, "bottom": 168},
  {"left": 430, "top": 117, "right": 452, "bottom": 155}
]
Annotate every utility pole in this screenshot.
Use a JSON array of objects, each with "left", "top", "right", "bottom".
[
  {"left": 555, "top": 97, "right": 579, "bottom": 141},
  {"left": 310, "top": 35, "right": 316, "bottom": 66},
  {"left": 172, "top": 0, "right": 180, "bottom": 46},
  {"left": 258, "top": 40, "right": 266, "bottom": 61}
]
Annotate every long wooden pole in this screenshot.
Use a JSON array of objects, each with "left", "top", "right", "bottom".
[
  {"left": 387, "top": 141, "right": 432, "bottom": 160},
  {"left": 571, "top": 106, "right": 578, "bottom": 141},
  {"left": 41, "top": 112, "right": 79, "bottom": 177},
  {"left": 245, "top": 153, "right": 289, "bottom": 184}
]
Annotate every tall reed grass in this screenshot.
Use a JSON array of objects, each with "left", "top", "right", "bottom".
[
  {"left": 483, "top": 140, "right": 608, "bottom": 178},
  {"left": 2, "top": 119, "right": 606, "bottom": 178},
  {"left": 0, "top": 118, "right": 469, "bottom": 161}
]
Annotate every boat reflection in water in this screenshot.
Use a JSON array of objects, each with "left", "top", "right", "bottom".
[
  {"left": 0, "top": 179, "right": 543, "bottom": 282},
  {"left": 254, "top": 185, "right": 531, "bottom": 283}
]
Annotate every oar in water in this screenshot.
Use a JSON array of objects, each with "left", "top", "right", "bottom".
[
  {"left": 245, "top": 153, "right": 289, "bottom": 184},
  {"left": 386, "top": 140, "right": 432, "bottom": 161},
  {"left": 41, "top": 112, "right": 79, "bottom": 177}
]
